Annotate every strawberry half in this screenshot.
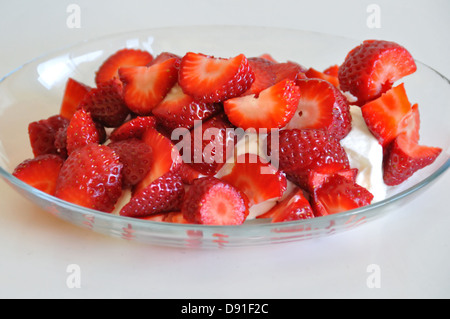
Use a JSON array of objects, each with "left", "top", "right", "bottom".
[
  {"left": 178, "top": 52, "right": 255, "bottom": 103},
  {"left": 271, "top": 61, "right": 307, "bottom": 83},
  {"left": 55, "top": 143, "right": 123, "bottom": 213},
  {"left": 95, "top": 48, "right": 153, "bottom": 85},
  {"left": 13, "top": 154, "right": 64, "bottom": 195},
  {"left": 224, "top": 79, "right": 300, "bottom": 130},
  {"left": 108, "top": 116, "right": 157, "bottom": 142},
  {"left": 66, "top": 108, "right": 103, "bottom": 155},
  {"left": 28, "top": 115, "right": 70, "bottom": 157},
  {"left": 338, "top": 40, "right": 417, "bottom": 105},
  {"left": 243, "top": 57, "right": 277, "bottom": 95},
  {"left": 119, "top": 57, "right": 180, "bottom": 115},
  {"left": 182, "top": 176, "right": 250, "bottom": 225},
  {"left": 60, "top": 78, "right": 92, "bottom": 120},
  {"left": 284, "top": 78, "right": 351, "bottom": 140},
  {"left": 305, "top": 67, "right": 339, "bottom": 88}
]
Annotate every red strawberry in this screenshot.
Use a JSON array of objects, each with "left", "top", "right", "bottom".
[
  {"left": 338, "top": 40, "right": 417, "bottom": 105},
  {"left": 148, "top": 52, "right": 182, "bottom": 66},
  {"left": 257, "top": 187, "right": 314, "bottom": 223},
  {"left": 361, "top": 83, "right": 412, "bottom": 148},
  {"left": 66, "top": 109, "right": 102, "bottom": 155},
  {"left": 151, "top": 83, "right": 222, "bottom": 131},
  {"left": 268, "top": 129, "right": 350, "bottom": 189},
  {"left": 178, "top": 163, "right": 203, "bottom": 185},
  {"left": 79, "top": 78, "right": 130, "bottom": 128},
  {"left": 60, "top": 78, "right": 92, "bottom": 120},
  {"left": 109, "top": 138, "right": 153, "bottom": 187},
  {"left": 258, "top": 53, "right": 278, "bottom": 63},
  {"left": 305, "top": 67, "right": 339, "bottom": 88},
  {"left": 243, "top": 57, "right": 277, "bottom": 95},
  {"left": 182, "top": 176, "right": 250, "bottom": 225},
  {"left": 119, "top": 57, "right": 180, "bottom": 115},
  {"left": 224, "top": 79, "right": 300, "bottom": 130},
  {"left": 383, "top": 133, "right": 442, "bottom": 186},
  {"left": 95, "top": 48, "right": 153, "bottom": 85},
  {"left": 120, "top": 170, "right": 185, "bottom": 218},
  {"left": 323, "top": 65, "right": 339, "bottom": 77},
  {"left": 311, "top": 174, "right": 374, "bottom": 216},
  {"left": 271, "top": 61, "right": 307, "bottom": 83},
  {"left": 284, "top": 78, "right": 351, "bottom": 140},
  {"left": 55, "top": 143, "right": 123, "bottom": 213},
  {"left": 28, "top": 115, "right": 70, "bottom": 157},
  {"left": 108, "top": 116, "right": 157, "bottom": 142},
  {"left": 13, "top": 154, "right": 64, "bottom": 195},
  {"left": 307, "top": 168, "right": 358, "bottom": 192},
  {"left": 220, "top": 153, "right": 287, "bottom": 206},
  {"left": 178, "top": 52, "right": 255, "bottom": 103}
]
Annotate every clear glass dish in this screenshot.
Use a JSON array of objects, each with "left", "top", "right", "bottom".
[{"left": 0, "top": 26, "right": 449, "bottom": 248}]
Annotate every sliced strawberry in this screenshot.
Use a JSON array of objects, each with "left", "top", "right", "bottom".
[
  {"left": 361, "top": 83, "right": 412, "bottom": 148},
  {"left": 178, "top": 52, "right": 255, "bottom": 103},
  {"left": 108, "top": 116, "right": 157, "bottom": 142},
  {"left": 224, "top": 79, "right": 300, "bottom": 130},
  {"left": 60, "top": 78, "right": 92, "bottom": 120},
  {"left": 306, "top": 168, "right": 359, "bottom": 192},
  {"left": 305, "top": 67, "right": 339, "bottom": 88},
  {"left": 383, "top": 133, "right": 442, "bottom": 186},
  {"left": 119, "top": 57, "right": 180, "bottom": 115},
  {"left": 271, "top": 61, "right": 307, "bottom": 83},
  {"left": 120, "top": 170, "right": 185, "bottom": 218},
  {"left": 220, "top": 153, "right": 287, "bottom": 206},
  {"left": 55, "top": 143, "right": 123, "bottom": 213},
  {"left": 258, "top": 53, "right": 278, "bottom": 63},
  {"left": 257, "top": 187, "right": 314, "bottom": 223},
  {"left": 151, "top": 83, "right": 222, "bottom": 131},
  {"left": 311, "top": 174, "right": 374, "bottom": 216},
  {"left": 338, "top": 40, "right": 417, "bottom": 105},
  {"left": 109, "top": 138, "right": 153, "bottom": 187},
  {"left": 323, "top": 65, "right": 339, "bottom": 77},
  {"left": 28, "top": 115, "right": 70, "bottom": 157},
  {"left": 95, "top": 48, "right": 153, "bottom": 85},
  {"left": 284, "top": 78, "right": 351, "bottom": 140},
  {"left": 178, "top": 162, "right": 203, "bottom": 185},
  {"left": 79, "top": 78, "right": 130, "bottom": 128},
  {"left": 148, "top": 52, "right": 182, "bottom": 66},
  {"left": 243, "top": 57, "right": 277, "bottom": 95},
  {"left": 182, "top": 176, "right": 250, "bottom": 225},
  {"left": 13, "top": 154, "right": 64, "bottom": 195},
  {"left": 66, "top": 108, "right": 102, "bottom": 155}
]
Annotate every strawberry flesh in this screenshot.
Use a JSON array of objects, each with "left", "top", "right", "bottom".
[{"left": 60, "top": 78, "right": 92, "bottom": 120}]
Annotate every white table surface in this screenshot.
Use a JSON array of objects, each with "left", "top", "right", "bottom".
[{"left": 1, "top": 0, "right": 449, "bottom": 299}]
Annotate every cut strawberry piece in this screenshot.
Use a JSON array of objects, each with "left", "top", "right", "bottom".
[
  {"left": 383, "top": 133, "right": 442, "bottom": 186},
  {"left": 109, "top": 138, "right": 153, "bottom": 187},
  {"left": 243, "top": 57, "right": 277, "bottom": 95},
  {"left": 13, "top": 154, "right": 64, "bottom": 195},
  {"left": 55, "top": 143, "right": 123, "bottom": 213},
  {"left": 338, "top": 40, "right": 417, "bottom": 105},
  {"left": 79, "top": 78, "right": 130, "bottom": 128},
  {"left": 258, "top": 53, "right": 278, "bottom": 63},
  {"left": 148, "top": 52, "right": 182, "bottom": 66},
  {"left": 95, "top": 48, "right": 153, "bottom": 85},
  {"left": 178, "top": 163, "right": 203, "bottom": 185},
  {"left": 311, "top": 174, "right": 374, "bottom": 216},
  {"left": 323, "top": 65, "right": 339, "bottom": 77},
  {"left": 361, "top": 83, "right": 412, "bottom": 148},
  {"left": 305, "top": 67, "right": 339, "bottom": 88},
  {"left": 182, "top": 177, "right": 250, "bottom": 225},
  {"left": 224, "top": 79, "right": 300, "bottom": 130},
  {"left": 178, "top": 52, "right": 255, "bottom": 103},
  {"left": 119, "top": 57, "right": 180, "bottom": 115},
  {"left": 257, "top": 187, "right": 314, "bottom": 223},
  {"left": 152, "top": 83, "right": 222, "bottom": 131},
  {"left": 306, "top": 168, "right": 359, "bottom": 192},
  {"left": 28, "top": 115, "right": 70, "bottom": 157},
  {"left": 60, "top": 78, "right": 92, "bottom": 120},
  {"left": 220, "top": 153, "right": 287, "bottom": 206},
  {"left": 66, "top": 109, "right": 102, "bottom": 155},
  {"left": 120, "top": 170, "right": 185, "bottom": 218},
  {"left": 271, "top": 61, "right": 307, "bottom": 83},
  {"left": 108, "top": 116, "right": 157, "bottom": 142},
  {"left": 134, "top": 127, "right": 182, "bottom": 194},
  {"left": 284, "top": 78, "right": 351, "bottom": 140}
]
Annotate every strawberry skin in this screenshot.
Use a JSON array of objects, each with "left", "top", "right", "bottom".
[
  {"left": 28, "top": 115, "right": 70, "bottom": 157},
  {"left": 224, "top": 79, "right": 300, "bottom": 130},
  {"left": 182, "top": 177, "right": 250, "bottom": 225},
  {"left": 55, "top": 143, "right": 123, "bottom": 213},
  {"left": 178, "top": 52, "right": 255, "bottom": 103},
  {"left": 66, "top": 108, "right": 102, "bottom": 155},
  {"left": 13, "top": 154, "right": 64, "bottom": 195},
  {"left": 60, "top": 78, "right": 91, "bottom": 120},
  {"left": 108, "top": 116, "right": 157, "bottom": 142},
  {"left": 338, "top": 40, "right": 417, "bottom": 105}
]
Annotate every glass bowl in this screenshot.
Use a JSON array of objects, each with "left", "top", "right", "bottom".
[{"left": 0, "top": 26, "right": 449, "bottom": 248}]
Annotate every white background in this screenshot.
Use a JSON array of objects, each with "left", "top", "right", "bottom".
[{"left": 0, "top": 0, "right": 449, "bottom": 299}]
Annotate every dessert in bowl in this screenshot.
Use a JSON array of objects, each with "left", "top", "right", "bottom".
[{"left": 0, "top": 26, "right": 448, "bottom": 248}]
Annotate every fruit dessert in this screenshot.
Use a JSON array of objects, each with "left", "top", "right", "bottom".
[{"left": 12, "top": 39, "right": 443, "bottom": 226}]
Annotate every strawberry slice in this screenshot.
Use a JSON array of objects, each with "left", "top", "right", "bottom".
[
  {"left": 108, "top": 116, "right": 157, "bottom": 142},
  {"left": 361, "top": 83, "right": 412, "bottom": 148},
  {"left": 284, "top": 78, "right": 351, "bottom": 140},
  {"left": 178, "top": 163, "right": 203, "bottom": 185},
  {"left": 383, "top": 133, "right": 442, "bottom": 186},
  {"left": 257, "top": 187, "right": 314, "bottom": 223},
  {"left": 323, "top": 65, "right": 339, "bottom": 77},
  {"left": 178, "top": 52, "right": 255, "bottom": 103},
  {"left": 224, "top": 79, "right": 300, "bottom": 130},
  {"left": 119, "top": 57, "right": 180, "bottom": 115},
  {"left": 148, "top": 52, "right": 182, "bottom": 66},
  {"left": 95, "top": 48, "right": 153, "bottom": 85},
  {"left": 311, "top": 174, "right": 374, "bottom": 216},
  {"left": 271, "top": 61, "right": 307, "bottom": 83},
  {"left": 305, "top": 67, "right": 339, "bottom": 88},
  {"left": 66, "top": 108, "right": 103, "bottom": 155},
  {"left": 55, "top": 143, "right": 123, "bottom": 213},
  {"left": 182, "top": 176, "right": 250, "bottom": 225},
  {"left": 28, "top": 115, "right": 70, "bottom": 157},
  {"left": 338, "top": 40, "right": 417, "bottom": 105},
  {"left": 152, "top": 83, "right": 222, "bottom": 131},
  {"left": 220, "top": 153, "right": 287, "bottom": 206},
  {"left": 120, "top": 170, "right": 185, "bottom": 218},
  {"left": 60, "top": 78, "right": 92, "bottom": 120},
  {"left": 243, "top": 57, "right": 277, "bottom": 95},
  {"left": 13, "top": 154, "right": 64, "bottom": 195},
  {"left": 306, "top": 168, "right": 358, "bottom": 192}
]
